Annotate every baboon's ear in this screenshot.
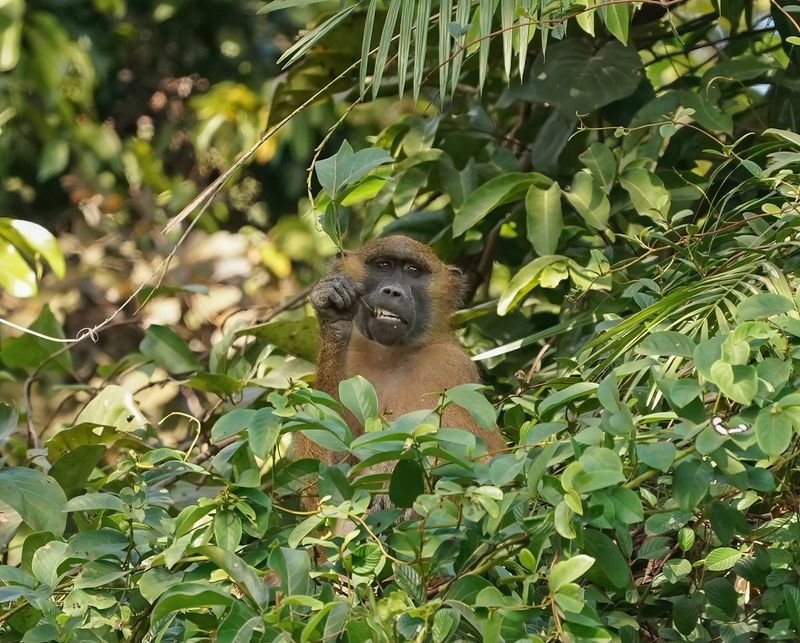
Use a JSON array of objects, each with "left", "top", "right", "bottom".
[{"left": 448, "top": 265, "right": 472, "bottom": 308}]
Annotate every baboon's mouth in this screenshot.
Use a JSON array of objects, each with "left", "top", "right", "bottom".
[{"left": 373, "top": 308, "right": 404, "bottom": 323}]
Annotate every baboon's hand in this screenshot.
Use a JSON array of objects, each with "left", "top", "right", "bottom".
[{"left": 310, "top": 273, "right": 365, "bottom": 325}]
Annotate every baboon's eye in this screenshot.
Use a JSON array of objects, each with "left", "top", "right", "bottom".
[
  {"left": 405, "top": 264, "right": 422, "bottom": 277},
  {"left": 375, "top": 260, "right": 392, "bottom": 271}
]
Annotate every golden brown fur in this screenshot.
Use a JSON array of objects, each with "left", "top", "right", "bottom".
[{"left": 296, "top": 236, "right": 504, "bottom": 471}]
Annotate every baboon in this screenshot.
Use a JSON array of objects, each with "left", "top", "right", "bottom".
[{"left": 295, "top": 235, "right": 504, "bottom": 471}]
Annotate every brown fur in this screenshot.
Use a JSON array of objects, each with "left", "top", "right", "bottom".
[{"left": 296, "top": 236, "right": 504, "bottom": 472}]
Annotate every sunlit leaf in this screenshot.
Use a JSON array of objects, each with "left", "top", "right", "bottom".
[{"left": 526, "top": 179, "right": 563, "bottom": 255}]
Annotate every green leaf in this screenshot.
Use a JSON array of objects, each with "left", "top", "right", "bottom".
[
  {"left": 756, "top": 358, "right": 791, "bottom": 398},
  {"left": 140, "top": 325, "right": 201, "bottom": 374},
  {"left": 315, "top": 140, "right": 394, "bottom": 201},
  {"left": 0, "top": 467, "right": 67, "bottom": 535},
  {"left": 248, "top": 408, "right": 281, "bottom": 459},
  {"left": 214, "top": 510, "right": 242, "bottom": 551},
  {"left": 704, "top": 547, "right": 743, "bottom": 571},
  {"left": 656, "top": 378, "right": 701, "bottom": 410},
  {"left": 673, "top": 460, "right": 712, "bottom": 512},
  {"left": 396, "top": 0, "right": 414, "bottom": 99},
  {"left": 65, "top": 492, "right": 126, "bottom": 513},
  {"left": 783, "top": 585, "right": 800, "bottom": 632},
  {"left": 137, "top": 569, "right": 183, "bottom": 604},
  {"left": 525, "top": 39, "right": 640, "bottom": 117},
  {"left": 0, "top": 236, "right": 36, "bottom": 297},
  {"left": 412, "top": 0, "right": 431, "bottom": 103},
  {"left": 444, "top": 383, "right": 496, "bottom": 430},
  {"left": 276, "top": 4, "right": 357, "bottom": 67},
  {"left": 736, "top": 293, "right": 795, "bottom": 321},
  {"left": 350, "top": 543, "right": 383, "bottom": 576},
  {"left": 339, "top": 375, "right": 379, "bottom": 426},
  {"left": 268, "top": 547, "right": 311, "bottom": 596},
  {"left": 764, "top": 128, "right": 800, "bottom": 149},
  {"left": 672, "top": 595, "right": 701, "bottom": 636},
  {"left": 394, "top": 563, "right": 424, "bottom": 604},
  {"left": 211, "top": 409, "right": 254, "bottom": 443},
  {"left": 637, "top": 331, "right": 695, "bottom": 358},
  {"left": 37, "top": 140, "right": 70, "bottom": 181},
  {"left": 579, "top": 142, "right": 616, "bottom": 192},
  {"left": 258, "top": 0, "right": 330, "bottom": 14},
  {"left": 389, "top": 459, "right": 425, "bottom": 508},
  {"left": 755, "top": 405, "right": 793, "bottom": 456},
  {"left": 497, "top": 255, "right": 568, "bottom": 316},
  {"left": 539, "top": 382, "right": 598, "bottom": 418},
  {"left": 715, "top": 364, "right": 758, "bottom": 406},
  {"left": 526, "top": 442, "right": 557, "bottom": 497},
  {"left": 75, "top": 385, "right": 147, "bottom": 432},
  {"left": 526, "top": 180, "right": 563, "bottom": 255},
  {"left": 187, "top": 372, "right": 243, "bottom": 397},
  {"left": 150, "top": 582, "right": 233, "bottom": 625},
  {"left": 45, "top": 422, "right": 148, "bottom": 463},
  {"left": 678, "top": 527, "right": 695, "bottom": 552},
  {"left": 0, "top": 304, "right": 72, "bottom": 373},
  {"left": 602, "top": 3, "right": 629, "bottom": 43},
  {"left": 620, "top": 168, "right": 671, "bottom": 219},
  {"left": 549, "top": 554, "right": 595, "bottom": 593},
  {"left": 0, "top": 0, "right": 23, "bottom": 71},
  {"left": 196, "top": 545, "right": 269, "bottom": 609},
  {"left": 218, "top": 602, "right": 261, "bottom": 643},
  {"left": 235, "top": 316, "right": 318, "bottom": 362},
  {"left": 32, "top": 541, "right": 70, "bottom": 589},
  {"left": 0, "top": 403, "right": 18, "bottom": 445},
  {"left": 693, "top": 335, "right": 725, "bottom": 380},
  {"left": 0, "top": 218, "right": 65, "bottom": 278},
  {"left": 574, "top": 446, "right": 625, "bottom": 492},
  {"left": 477, "top": 0, "right": 492, "bottom": 92},
  {"left": 565, "top": 171, "right": 610, "bottom": 230},
  {"left": 637, "top": 442, "right": 676, "bottom": 472},
  {"left": 583, "top": 529, "right": 629, "bottom": 588},
  {"left": 612, "top": 487, "right": 644, "bottom": 524},
  {"left": 371, "top": 0, "right": 400, "bottom": 100},
  {"left": 453, "top": 173, "right": 535, "bottom": 237}
]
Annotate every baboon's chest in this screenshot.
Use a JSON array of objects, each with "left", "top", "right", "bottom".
[{"left": 344, "top": 331, "right": 478, "bottom": 422}]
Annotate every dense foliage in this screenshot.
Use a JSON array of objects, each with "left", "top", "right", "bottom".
[{"left": 2, "top": 0, "right": 800, "bottom": 641}]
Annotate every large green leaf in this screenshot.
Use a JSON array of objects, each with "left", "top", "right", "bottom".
[
  {"left": 315, "top": 140, "right": 394, "bottom": 200},
  {"left": 619, "top": 168, "right": 671, "bottom": 220},
  {"left": 497, "top": 255, "right": 568, "bottom": 315},
  {"left": 0, "top": 0, "right": 23, "bottom": 71},
  {"left": 140, "top": 325, "right": 201, "bottom": 374},
  {"left": 0, "top": 236, "right": 36, "bottom": 297},
  {"left": 150, "top": 582, "right": 233, "bottom": 625},
  {"left": 0, "top": 467, "right": 67, "bottom": 535},
  {"left": 564, "top": 171, "right": 609, "bottom": 230},
  {"left": 755, "top": 405, "right": 793, "bottom": 456},
  {"left": 736, "top": 293, "right": 795, "bottom": 321},
  {"left": 339, "top": 375, "right": 379, "bottom": 426},
  {"left": 444, "top": 383, "right": 496, "bottom": 430},
  {"left": 453, "top": 173, "right": 535, "bottom": 237},
  {"left": 548, "top": 554, "right": 595, "bottom": 593},
  {"left": 524, "top": 39, "right": 641, "bottom": 117},
  {"left": 0, "top": 218, "right": 65, "bottom": 278},
  {"left": 389, "top": 459, "right": 425, "bottom": 508},
  {"left": 525, "top": 180, "right": 563, "bottom": 256},
  {"left": 579, "top": 143, "right": 616, "bottom": 193},
  {"left": 236, "top": 316, "right": 319, "bottom": 363},
  {"left": 76, "top": 385, "right": 148, "bottom": 432},
  {"left": 0, "top": 304, "right": 72, "bottom": 373}
]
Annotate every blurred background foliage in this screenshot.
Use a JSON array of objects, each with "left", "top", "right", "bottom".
[{"left": 1, "top": 0, "right": 800, "bottom": 639}]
